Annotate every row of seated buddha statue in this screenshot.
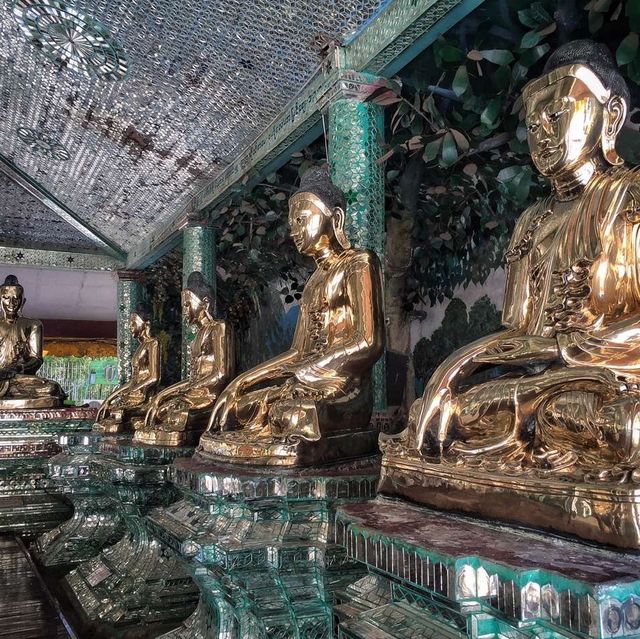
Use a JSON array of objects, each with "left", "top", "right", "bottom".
[
  {"left": 8, "top": 39, "right": 640, "bottom": 546},
  {"left": 94, "top": 164, "right": 385, "bottom": 461},
  {"left": 95, "top": 272, "right": 235, "bottom": 447},
  {"left": 95, "top": 38, "right": 640, "bottom": 473}
]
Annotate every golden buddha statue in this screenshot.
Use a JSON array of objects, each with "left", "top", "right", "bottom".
[
  {"left": 95, "top": 307, "right": 161, "bottom": 434},
  {"left": 198, "top": 166, "right": 385, "bottom": 466},
  {"left": 133, "top": 272, "right": 234, "bottom": 447},
  {"left": 0, "top": 274, "right": 65, "bottom": 409},
  {"left": 380, "top": 41, "right": 640, "bottom": 548}
]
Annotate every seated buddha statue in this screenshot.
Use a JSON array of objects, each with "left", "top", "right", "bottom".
[
  {"left": 383, "top": 40, "right": 640, "bottom": 480},
  {"left": 0, "top": 274, "right": 65, "bottom": 409},
  {"left": 198, "top": 165, "right": 385, "bottom": 466},
  {"left": 95, "top": 307, "right": 161, "bottom": 434},
  {"left": 133, "top": 272, "right": 234, "bottom": 447}
]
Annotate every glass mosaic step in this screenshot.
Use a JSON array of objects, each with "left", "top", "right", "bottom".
[
  {"left": 335, "top": 498, "right": 640, "bottom": 639},
  {"left": 149, "top": 455, "right": 381, "bottom": 638},
  {"left": 0, "top": 407, "right": 95, "bottom": 538},
  {"left": 31, "top": 435, "right": 200, "bottom": 633}
]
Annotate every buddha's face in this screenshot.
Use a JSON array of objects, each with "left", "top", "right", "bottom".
[
  {"left": 288, "top": 196, "right": 335, "bottom": 256},
  {"left": 526, "top": 76, "right": 604, "bottom": 177},
  {"left": 182, "top": 290, "right": 203, "bottom": 325},
  {"left": 0, "top": 286, "right": 24, "bottom": 319},
  {"left": 128, "top": 313, "right": 146, "bottom": 338}
]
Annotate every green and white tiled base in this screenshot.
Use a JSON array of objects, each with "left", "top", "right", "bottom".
[
  {"left": 146, "top": 456, "right": 381, "bottom": 639},
  {"left": 335, "top": 498, "right": 640, "bottom": 639},
  {"left": 0, "top": 407, "right": 95, "bottom": 538}
]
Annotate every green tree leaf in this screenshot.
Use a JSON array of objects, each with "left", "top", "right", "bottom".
[
  {"left": 452, "top": 65, "right": 469, "bottom": 97},
  {"left": 519, "top": 44, "right": 551, "bottom": 67},
  {"left": 440, "top": 132, "right": 459, "bottom": 167},
  {"left": 628, "top": 1, "right": 640, "bottom": 32},
  {"left": 422, "top": 138, "right": 442, "bottom": 163},
  {"left": 481, "top": 98, "right": 502, "bottom": 128},
  {"left": 520, "top": 30, "right": 541, "bottom": 48},
  {"left": 480, "top": 49, "right": 515, "bottom": 65},
  {"left": 617, "top": 33, "right": 639, "bottom": 66}
]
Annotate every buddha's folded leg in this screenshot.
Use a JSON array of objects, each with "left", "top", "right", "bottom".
[
  {"left": 448, "top": 366, "right": 622, "bottom": 456},
  {"left": 231, "top": 385, "right": 284, "bottom": 432},
  {"left": 8, "top": 374, "right": 64, "bottom": 398},
  {"left": 268, "top": 380, "right": 366, "bottom": 441},
  {"left": 269, "top": 397, "right": 321, "bottom": 441},
  {"left": 537, "top": 391, "right": 640, "bottom": 465}
]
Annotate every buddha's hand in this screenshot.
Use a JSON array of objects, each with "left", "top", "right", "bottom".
[
  {"left": 474, "top": 335, "right": 560, "bottom": 364},
  {"left": 145, "top": 399, "right": 160, "bottom": 427},
  {"left": 208, "top": 391, "right": 231, "bottom": 431}
]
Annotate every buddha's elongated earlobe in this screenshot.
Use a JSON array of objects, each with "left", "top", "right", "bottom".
[
  {"left": 332, "top": 206, "right": 351, "bottom": 250},
  {"left": 602, "top": 95, "right": 626, "bottom": 166}
]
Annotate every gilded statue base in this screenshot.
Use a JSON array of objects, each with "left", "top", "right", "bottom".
[
  {"left": 93, "top": 410, "right": 142, "bottom": 435},
  {"left": 198, "top": 427, "right": 379, "bottom": 467},
  {"left": 132, "top": 419, "right": 205, "bottom": 447},
  {"left": 146, "top": 456, "right": 379, "bottom": 638},
  {"left": 379, "top": 452, "right": 640, "bottom": 550},
  {"left": 0, "top": 396, "right": 63, "bottom": 410},
  {"left": 0, "top": 407, "right": 95, "bottom": 538},
  {"left": 198, "top": 412, "right": 392, "bottom": 467},
  {"left": 335, "top": 498, "right": 640, "bottom": 639}
]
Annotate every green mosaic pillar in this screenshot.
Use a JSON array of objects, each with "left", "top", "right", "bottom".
[
  {"left": 327, "top": 73, "right": 386, "bottom": 409},
  {"left": 182, "top": 221, "right": 216, "bottom": 377},
  {"left": 116, "top": 270, "right": 144, "bottom": 384}
]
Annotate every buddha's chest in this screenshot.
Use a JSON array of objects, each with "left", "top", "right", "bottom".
[
  {"left": 301, "top": 269, "right": 352, "bottom": 349},
  {"left": 132, "top": 345, "right": 150, "bottom": 371}
]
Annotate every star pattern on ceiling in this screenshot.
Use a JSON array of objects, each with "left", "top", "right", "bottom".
[
  {"left": 17, "top": 126, "right": 70, "bottom": 159},
  {"left": 13, "top": 0, "right": 128, "bottom": 80}
]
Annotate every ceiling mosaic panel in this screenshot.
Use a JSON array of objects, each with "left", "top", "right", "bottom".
[
  {"left": 0, "top": 170, "right": 102, "bottom": 252},
  {"left": 0, "top": 0, "right": 388, "bottom": 255}
]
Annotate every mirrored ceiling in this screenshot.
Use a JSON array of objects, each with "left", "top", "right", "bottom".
[
  {"left": 0, "top": 170, "right": 102, "bottom": 252},
  {"left": 0, "top": 0, "right": 387, "bottom": 255}
]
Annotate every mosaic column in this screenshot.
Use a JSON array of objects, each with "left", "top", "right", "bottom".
[
  {"left": 182, "top": 220, "right": 216, "bottom": 377},
  {"left": 116, "top": 270, "right": 144, "bottom": 384},
  {"left": 327, "top": 72, "right": 386, "bottom": 409}
]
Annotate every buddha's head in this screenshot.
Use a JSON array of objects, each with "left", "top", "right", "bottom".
[
  {"left": 289, "top": 165, "right": 350, "bottom": 258},
  {"left": 523, "top": 40, "right": 628, "bottom": 178},
  {"left": 0, "top": 275, "right": 25, "bottom": 320},
  {"left": 182, "top": 271, "right": 214, "bottom": 325},
  {"left": 129, "top": 306, "right": 151, "bottom": 340}
]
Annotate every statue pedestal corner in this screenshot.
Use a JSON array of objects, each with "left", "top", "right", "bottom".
[{"left": 334, "top": 498, "right": 640, "bottom": 639}]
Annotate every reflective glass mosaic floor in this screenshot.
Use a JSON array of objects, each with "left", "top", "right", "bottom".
[{"left": 0, "top": 536, "right": 70, "bottom": 638}]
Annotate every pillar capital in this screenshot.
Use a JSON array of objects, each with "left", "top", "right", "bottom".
[
  {"left": 185, "top": 210, "right": 212, "bottom": 228},
  {"left": 317, "top": 63, "right": 396, "bottom": 112}
]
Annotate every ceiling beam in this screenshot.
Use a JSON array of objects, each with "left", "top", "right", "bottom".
[
  {"left": 0, "top": 155, "right": 126, "bottom": 262},
  {"left": 0, "top": 245, "right": 123, "bottom": 271},
  {"left": 127, "top": 0, "right": 485, "bottom": 269}
]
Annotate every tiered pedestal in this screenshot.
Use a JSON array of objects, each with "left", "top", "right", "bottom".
[
  {"left": 39, "top": 436, "right": 200, "bottom": 636},
  {"left": 33, "top": 433, "right": 123, "bottom": 571},
  {"left": 145, "top": 456, "right": 380, "bottom": 638},
  {"left": 335, "top": 498, "right": 640, "bottom": 639},
  {"left": 0, "top": 407, "right": 95, "bottom": 537}
]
